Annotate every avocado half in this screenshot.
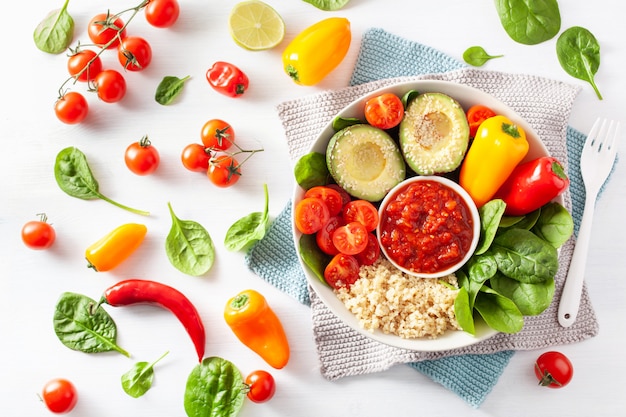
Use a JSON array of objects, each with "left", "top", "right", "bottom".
[
  {"left": 326, "top": 124, "right": 406, "bottom": 202},
  {"left": 399, "top": 92, "right": 470, "bottom": 175}
]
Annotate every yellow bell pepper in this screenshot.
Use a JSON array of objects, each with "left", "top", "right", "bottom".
[
  {"left": 459, "top": 115, "right": 529, "bottom": 208},
  {"left": 282, "top": 17, "right": 351, "bottom": 86}
]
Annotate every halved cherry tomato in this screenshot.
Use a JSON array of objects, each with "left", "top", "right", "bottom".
[
  {"left": 364, "top": 92, "right": 404, "bottom": 130},
  {"left": 118, "top": 36, "right": 152, "bottom": 71},
  {"left": 534, "top": 351, "right": 574, "bottom": 388},
  {"left": 304, "top": 186, "right": 343, "bottom": 216},
  {"left": 181, "top": 143, "right": 211, "bottom": 172},
  {"left": 326, "top": 183, "right": 352, "bottom": 205},
  {"left": 125, "top": 136, "right": 160, "bottom": 175},
  {"left": 324, "top": 253, "right": 360, "bottom": 289},
  {"left": 67, "top": 49, "right": 102, "bottom": 82},
  {"left": 145, "top": 0, "right": 180, "bottom": 28},
  {"left": 201, "top": 119, "right": 234, "bottom": 151},
  {"left": 208, "top": 155, "right": 241, "bottom": 187},
  {"left": 21, "top": 214, "right": 56, "bottom": 250},
  {"left": 88, "top": 13, "right": 126, "bottom": 49},
  {"left": 316, "top": 216, "right": 344, "bottom": 255},
  {"left": 245, "top": 370, "right": 276, "bottom": 403},
  {"left": 41, "top": 378, "right": 78, "bottom": 414},
  {"left": 342, "top": 200, "right": 379, "bottom": 232},
  {"left": 354, "top": 232, "right": 380, "bottom": 266},
  {"left": 54, "top": 92, "right": 88, "bottom": 124},
  {"left": 294, "top": 197, "right": 330, "bottom": 234},
  {"left": 94, "top": 69, "right": 126, "bottom": 103},
  {"left": 332, "top": 221, "right": 368, "bottom": 255},
  {"left": 466, "top": 104, "right": 496, "bottom": 138}
]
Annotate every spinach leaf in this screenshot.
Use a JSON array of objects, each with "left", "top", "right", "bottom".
[
  {"left": 504, "top": 207, "right": 541, "bottom": 231},
  {"left": 184, "top": 357, "right": 245, "bottom": 417},
  {"left": 475, "top": 199, "right": 506, "bottom": 255},
  {"left": 302, "top": 0, "right": 350, "bottom": 11},
  {"left": 332, "top": 116, "right": 362, "bottom": 131},
  {"left": 498, "top": 215, "right": 524, "bottom": 228},
  {"left": 453, "top": 287, "right": 475, "bottom": 335},
  {"left": 54, "top": 147, "right": 150, "bottom": 216},
  {"left": 53, "top": 292, "right": 130, "bottom": 357},
  {"left": 155, "top": 75, "right": 190, "bottom": 105},
  {"left": 462, "top": 46, "right": 503, "bottom": 67},
  {"left": 474, "top": 288, "right": 524, "bottom": 333},
  {"left": 467, "top": 253, "right": 498, "bottom": 283},
  {"left": 122, "top": 351, "right": 169, "bottom": 398},
  {"left": 294, "top": 152, "right": 330, "bottom": 190},
  {"left": 33, "top": 0, "right": 74, "bottom": 54},
  {"left": 492, "top": 228, "right": 559, "bottom": 283},
  {"left": 401, "top": 89, "right": 420, "bottom": 108},
  {"left": 224, "top": 184, "right": 269, "bottom": 251},
  {"left": 556, "top": 26, "right": 603, "bottom": 100},
  {"left": 166, "top": 202, "right": 215, "bottom": 276},
  {"left": 299, "top": 234, "right": 331, "bottom": 285},
  {"left": 494, "top": 0, "right": 561, "bottom": 45},
  {"left": 531, "top": 202, "right": 574, "bottom": 248},
  {"left": 490, "top": 272, "right": 555, "bottom": 316}
]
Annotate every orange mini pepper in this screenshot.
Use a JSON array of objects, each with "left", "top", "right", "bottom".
[
  {"left": 224, "top": 289, "right": 290, "bottom": 369},
  {"left": 85, "top": 223, "right": 147, "bottom": 272}
]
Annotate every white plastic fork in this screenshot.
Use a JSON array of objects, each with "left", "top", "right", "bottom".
[{"left": 558, "top": 118, "right": 621, "bottom": 327}]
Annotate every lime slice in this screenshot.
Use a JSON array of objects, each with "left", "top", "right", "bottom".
[{"left": 228, "top": 0, "right": 285, "bottom": 51}]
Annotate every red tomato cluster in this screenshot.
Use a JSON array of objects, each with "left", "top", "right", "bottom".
[
  {"left": 295, "top": 185, "right": 380, "bottom": 289},
  {"left": 54, "top": 0, "right": 181, "bottom": 124}
]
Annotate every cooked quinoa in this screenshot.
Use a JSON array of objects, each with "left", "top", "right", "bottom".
[{"left": 335, "top": 258, "right": 461, "bottom": 339}]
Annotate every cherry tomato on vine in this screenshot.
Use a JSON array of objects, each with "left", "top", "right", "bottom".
[
  {"left": 94, "top": 69, "right": 127, "bottom": 103},
  {"left": 88, "top": 13, "right": 127, "bottom": 49},
  {"left": 332, "top": 221, "right": 369, "bottom": 255},
  {"left": 125, "top": 136, "right": 160, "bottom": 175},
  {"left": 21, "top": 214, "right": 56, "bottom": 250},
  {"left": 364, "top": 92, "right": 404, "bottom": 130},
  {"left": 534, "top": 351, "right": 574, "bottom": 388},
  {"left": 67, "top": 49, "right": 102, "bottom": 82},
  {"left": 201, "top": 119, "right": 235, "bottom": 151},
  {"left": 181, "top": 143, "right": 211, "bottom": 172},
  {"left": 41, "top": 378, "right": 78, "bottom": 414},
  {"left": 294, "top": 197, "right": 330, "bottom": 234},
  {"left": 145, "top": 0, "right": 180, "bottom": 28},
  {"left": 208, "top": 155, "right": 241, "bottom": 187},
  {"left": 54, "top": 92, "right": 88, "bottom": 124},
  {"left": 118, "top": 36, "right": 152, "bottom": 72},
  {"left": 245, "top": 370, "right": 276, "bottom": 403},
  {"left": 324, "top": 253, "right": 360, "bottom": 290}
]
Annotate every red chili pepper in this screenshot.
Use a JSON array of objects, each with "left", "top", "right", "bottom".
[
  {"left": 494, "top": 156, "right": 570, "bottom": 216},
  {"left": 206, "top": 61, "right": 249, "bottom": 98},
  {"left": 100, "top": 279, "right": 206, "bottom": 362},
  {"left": 466, "top": 104, "right": 497, "bottom": 138}
]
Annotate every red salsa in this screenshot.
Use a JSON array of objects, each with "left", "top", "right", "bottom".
[{"left": 379, "top": 180, "right": 474, "bottom": 274}]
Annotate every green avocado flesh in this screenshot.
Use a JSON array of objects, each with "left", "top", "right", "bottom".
[
  {"left": 399, "top": 92, "right": 470, "bottom": 175},
  {"left": 326, "top": 124, "right": 406, "bottom": 202}
]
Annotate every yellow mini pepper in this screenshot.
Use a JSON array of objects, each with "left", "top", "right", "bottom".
[
  {"left": 224, "top": 289, "right": 290, "bottom": 369},
  {"left": 282, "top": 17, "right": 351, "bottom": 86},
  {"left": 459, "top": 115, "right": 529, "bottom": 208},
  {"left": 85, "top": 223, "right": 147, "bottom": 272}
]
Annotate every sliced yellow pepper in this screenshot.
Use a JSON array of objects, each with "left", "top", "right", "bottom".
[
  {"left": 459, "top": 115, "right": 529, "bottom": 208},
  {"left": 282, "top": 17, "right": 351, "bottom": 86}
]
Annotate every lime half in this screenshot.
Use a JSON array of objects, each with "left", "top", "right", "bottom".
[{"left": 228, "top": 0, "right": 285, "bottom": 51}]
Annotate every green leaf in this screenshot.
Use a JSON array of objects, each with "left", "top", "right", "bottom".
[
  {"left": 155, "top": 75, "right": 191, "bottom": 105},
  {"left": 474, "top": 288, "right": 524, "bottom": 333},
  {"left": 166, "top": 202, "right": 215, "bottom": 276},
  {"left": 293, "top": 152, "right": 330, "bottom": 189},
  {"left": 224, "top": 184, "right": 270, "bottom": 252},
  {"left": 490, "top": 272, "right": 555, "bottom": 316},
  {"left": 184, "top": 357, "right": 245, "bottom": 417},
  {"left": 33, "top": 0, "right": 74, "bottom": 54},
  {"left": 556, "top": 26, "right": 603, "bottom": 100},
  {"left": 332, "top": 116, "right": 362, "bottom": 131},
  {"left": 122, "top": 351, "right": 169, "bottom": 398},
  {"left": 302, "top": 0, "right": 350, "bottom": 11},
  {"left": 475, "top": 199, "right": 506, "bottom": 255},
  {"left": 531, "top": 202, "right": 574, "bottom": 248},
  {"left": 453, "top": 287, "right": 475, "bottom": 335},
  {"left": 494, "top": 0, "right": 561, "bottom": 45},
  {"left": 299, "top": 234, "right": 331, "bottom": 285},
  {"left": 462, "top": 46, "right": 503, "bottom": 67},
  {"left": 53, "top": 292, "right": 130, "bottom": 357}
]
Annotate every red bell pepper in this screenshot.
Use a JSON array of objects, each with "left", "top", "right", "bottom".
[
  {"left": 494, "top": 156, "right": 570, "bottom": 216},
  {"left": 206, "top": 61, "right": 249, "bottom": 98}
]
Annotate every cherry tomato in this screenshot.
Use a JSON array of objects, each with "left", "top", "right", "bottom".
[
  {"left": 354, "top": 232, "right": 380, "bottom": 266},
  {"left": 466, "top": 104, "right": 496, "bottom": 138},
  {"left": 145, "top": 0, "right": 180, "bottom": 28},
  {"left": 21, "top": 214, "right": 56, "bottom": 250},
  {"left": 534, "top": 351, "right": 574, "bottom": 388},
  {"left": 364, "top": 92, "right": 404, "bottom": 130},
  {"left": 324, "top": 253, "right": 360, "bottom": 289},
  {"left": 332, "top": 221, "right": 369, "bottom": 255},
  {"left": 181, "top": 143, "right": 211, "bottom": 172},
  {"left": 304, "top": 186, "right": 343, "bottom": 216},
  {"left": 67, "top": 49, "right": 102, "bottom": 82},
  {"left": 208, "top": 155, "right": 241, "bottom": 187},
  {"left": 326, "top": 183, "right": 352, "bottom": 206},
  {"left": 316, "top": 216, "right": 344, "bottom": 255},
  {"left": 206, "top": 61, "right": 249, "bottom": 98},
  {"left": 41, "top": 378, "right": 78, "bottom": 414},
  {"left": 201, "top": 119, "right": 235, "bottom": 151},
  {"left": 54, "top": 92, "right": 88, "bottom": 124},
  {"left": 245, "top": 370, "right": 276, "bottom": 403},
  {"left": 342, "top": 200, "right": 379, "bottom": 232},
  {"left": 125, "top": 136, "right": 160, "bottom": 175},
  {"left": 294, "top": 197, "right": 330, "bottom": 235},
  {"left": 94, "top": 69, "right": 126, "bottom": 103},
  {"left": 88, "top": 13, "right": 126, "bottom": 49},
  {"left": 118, "top": 36, "right": 152, "bottom": 72}
]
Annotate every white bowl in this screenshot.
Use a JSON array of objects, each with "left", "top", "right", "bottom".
[{"left": 292, "top": 80, "right": 552, "bottom": 351}]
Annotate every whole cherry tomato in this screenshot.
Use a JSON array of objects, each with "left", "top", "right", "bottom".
[
  {"left": 324, "top": 253, "right": 360, "bottom": 289},
  {"left": 67, "top": 49, "right": 102, "bottom": 82},
  {"left": 125, "top": 136, "right": 160, "bottom": 175},
  {"left": 364, "top": 92, "right": 404, "bottom": 130},
  {"left": 245, "top": 370, "right": 276, "bottom": 403},
  {"left": 94, "top": 69, "right": 127, "bottom": 103},
  {"left": 208, "top": 155, "right": 241, "bottom": 187},
  {"left": 181, "top": 143, "right": 211, "bottom": 172},
  {"left": 21, "top": 214, "right": 56, "bottom": 250},
  {"left": 534, "top": 351, "right": 574, "bottom": 388},
  {"left": 294, "top": 197, "right": 330, "bottom": 234},
  {"left": 41, "top": 378, "right": 78, "bottom": 414},
  {"left": 88, "top": 13, "right": 127, "bottom": 49},
  {"left": 201, "top": 119, "right": 235, "bottom": 151},
  {"left": 118, "top": 36, "right": 152, "bottom": 71},
  {"left": 145, "top": 0, "right": 180, "bottom": 28},
  {"left": 54, "top": 92, "right": 88, "bottom": 124},
  {"left": 206, "top": 61, "right": 249, "bottom": 98}
]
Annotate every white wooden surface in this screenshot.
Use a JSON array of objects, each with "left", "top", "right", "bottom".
[{"left": 1, "top": 1, "right": 624, "bottom": 416}]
